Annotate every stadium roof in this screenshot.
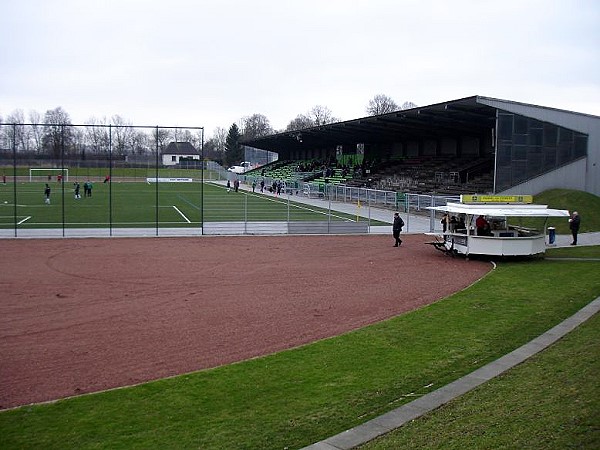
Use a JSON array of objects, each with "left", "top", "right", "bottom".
[{"left": 242, "top": 96, "right": 498, "bottom": 158}]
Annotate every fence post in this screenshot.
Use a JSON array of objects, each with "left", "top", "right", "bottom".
[
  {"left": 430, "top": 194, "right": 436, "bottom": 232},
  {"left": 109, "top": 124, "right": 113, "bottom": 236},
  {"left": 11, "top": 124, "right": 17, "bottom": 237},
  {"left": 405, "top": 193, "right": 410, "bottom": 232},
  {"left": 328, "top": 187, "right": 331, "bottom": 234},
  {"left": 155, "top": 126, "right": 159, "bottom": 237},
  {"left": 244, "top": 193, "right": 248, "bottom": 234},
  {"left": 60, "top": 125, "right": 65, "bottom": 237}
]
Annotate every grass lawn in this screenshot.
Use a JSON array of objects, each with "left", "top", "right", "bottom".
[
  {"left": 546, "top": 245, "right": 600, "bottom": 259},
  {"left": 0, "top": 181, "right": 382, "bottom": 229},
  {"left": 1, "top": 254, "right": 599, "bottom": 449},
  {"left": 534, "top": 189, "right": 600, "bottom": 234},
  {"left": 360, "top": 310, "right": 600, "bottom": 450}
]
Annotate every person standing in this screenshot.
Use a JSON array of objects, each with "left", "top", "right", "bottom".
[
  {"left": 476, "top": 215, "right": 489, "bottom": 236},
  {"left": 44, "top": 183, "right": 51, "bottom": 204},
  {"left": 74, "top": 182, "right": 81, "bottom": 199},
  {"left": 569, "top": 211, "right": 580, "bottom": 245},
  {"left": 440, "top": 213, "right": 449, "bottom": 233},
  {"left": 392, "top": 212, "right": 404, "bottom": 247}
]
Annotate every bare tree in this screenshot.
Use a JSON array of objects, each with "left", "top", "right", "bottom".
[
  {"left": 309, "top": 105, "right": 338, "bottom": 126},
  {"left": 150, "top": 127, "right": 172, "bottom": 156},
  {"left": 2, "top": 111, "right": 20, "bottom": 152},
  {"left": 71, "top": 127, "right": 86, "bottom": 159},
  {"left": 211, "top": 126, "right": 227, "bottom": 154},
  {"left": 286, "top": 114, "right": 314, "bottom": 131},
  {"left": 84, "top": 117, "right": 111, "bottom": 156},
  {"left": 28, "top": 110, "right": 43, "bottom": 154},
  {"left": 42, "top": 107, "right": 74, "bottom": 158},
  {"left": 174, "top": 129, "right": 202, "bottom": 151},
  {"left": 240, "top": 113, "right": 273, "bottom": 140},
  {"left": 285, "top": 105, "right": 339, "bottom": 131},
  {"left": 366, "top": 94, "right": 399, "bottom": 115},
  {"left": 401, "top": 101, "right": 418, "bottom": 110},
  {"left": 130, "top": 129, "right": 150, "bottom": 155},
  {"left": 111, "top": 115, "right": 135, "bottom": 156}
]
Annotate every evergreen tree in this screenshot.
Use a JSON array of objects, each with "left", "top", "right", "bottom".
[{"left": 225, "top": 123, "right": 243, "bottom": 167}]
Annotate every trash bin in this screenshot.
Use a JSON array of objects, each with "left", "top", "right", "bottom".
[{"left": 548, "top": 227, "right": 556, "bottom": 245}]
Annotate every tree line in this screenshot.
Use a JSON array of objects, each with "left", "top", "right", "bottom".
[{"left": 1, "top": 94, "right": 415, "bottom": 167}]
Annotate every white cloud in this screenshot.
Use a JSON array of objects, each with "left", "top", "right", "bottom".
[{"left": 1, "top": 0, "right": 599, "bottom": 137}]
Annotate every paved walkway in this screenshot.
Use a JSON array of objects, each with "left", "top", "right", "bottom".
[{"left": 302, "top": 295, "right": 600, "bottom": 449}]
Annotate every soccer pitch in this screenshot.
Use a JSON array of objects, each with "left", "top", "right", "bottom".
[{"left": 0, "top": 181, "right": 370, "bottom": 229}]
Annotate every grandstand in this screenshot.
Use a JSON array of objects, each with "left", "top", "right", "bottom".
[
  {"left": 243, "top": 154, "right": 494, "bottom": 197},
  {"left": 242, "top": 96, "right": 600, "bottom": 198}
]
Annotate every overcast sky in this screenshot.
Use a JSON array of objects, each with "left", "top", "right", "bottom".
[{"left": 1, "top": 0, "right": 599, "bottom": 139}]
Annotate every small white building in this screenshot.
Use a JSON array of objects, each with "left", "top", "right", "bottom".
[{"left": 162, "top": 142, "right": 200, "bottom": 166}]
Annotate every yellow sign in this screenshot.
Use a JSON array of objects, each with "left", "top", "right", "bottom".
[{"left": 461, "top": 194, "right": 533, "bottom": 204}]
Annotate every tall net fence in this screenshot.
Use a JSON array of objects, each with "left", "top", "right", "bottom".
[
  {"left": 0, "top": 123, "right": 382, "bottom": 237},
  {"left": 0, "top": 123, "right": 207, "bottom": 237},
  {"left": 1, "top": 123, "right": 458, "bottom": 238}
]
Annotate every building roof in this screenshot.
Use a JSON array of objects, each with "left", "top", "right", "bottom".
[
  {"left": 163, "top": 142, "right": 198, "bottom": 155},
  {"left": 242, "top": 95, "right": 596, "bottom": 159},
  {"left": 429, "top": 202, "right": 570, "bottom": 217},
  {"left": 243, "top": 96, "right": 498, "bottom": 157}
]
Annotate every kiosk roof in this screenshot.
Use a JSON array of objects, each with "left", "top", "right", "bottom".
[{"left": 429, "top": 202, "right": 570, "bottom": 217}]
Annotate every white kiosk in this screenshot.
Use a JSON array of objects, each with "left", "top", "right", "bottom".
[{"left": 427, "top": 195, "right": 570, "bottom": 257}]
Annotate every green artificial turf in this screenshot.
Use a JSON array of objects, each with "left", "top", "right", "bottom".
[{"left": 0, "top": 181, "right": 380, "bottom": 229}]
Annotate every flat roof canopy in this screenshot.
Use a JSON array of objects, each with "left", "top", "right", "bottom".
[
  {"left": 428, "top": 202, "right": 571, "bottom": 217},
  {"left": 243, "top": 96, "right": 498, "bottom": 157}
]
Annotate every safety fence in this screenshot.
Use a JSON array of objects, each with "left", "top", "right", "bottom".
[{"left": 1, "top": 123, "right": 457, "bottom": 237}]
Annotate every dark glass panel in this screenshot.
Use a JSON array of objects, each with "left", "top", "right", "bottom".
[
  {"left": 514, "top": 115, "right": 528, "bottom": 134},
  {"left": 574, "top": 135, "right": 587, "bottom": 158},
  {"left": 529, "top": 128, "right": 543, "bottom": 146},
  {"left": 559, "top": 128, "right": 573, "bottom": 144},
  {"left": 513, "top": 145, "right": 527, "bottom": 160},
  {"left": 543, "top": 124, "right": 558, "bottom": 147},
  {"left": 498, "top": 113, "right": 513, "bottom": 140}
]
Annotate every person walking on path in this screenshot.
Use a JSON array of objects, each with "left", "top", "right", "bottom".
[
  {"left": 392, "top": 212, "right": 404, "bottom": 247},
  {"left": 569, "top": 211, "right": 581, "bottom": 245},
  {"left": 44, "top": 183, "right": 51, "bottom": 204}
]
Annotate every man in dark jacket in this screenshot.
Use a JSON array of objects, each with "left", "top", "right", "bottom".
[
  {"left": 392, "top": 212, "right": 404, "bottom": 247},
  {"left": 569, "top": 211, "right": 580, "bottom": 245}
]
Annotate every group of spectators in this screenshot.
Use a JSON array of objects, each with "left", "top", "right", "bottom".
[{"left": 292, "top": 159, "right": 374, "bottom": 180}]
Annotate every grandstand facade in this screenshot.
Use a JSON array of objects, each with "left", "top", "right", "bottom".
[{"left": 243, "top": 96, "right": 600, "bottom": 197}]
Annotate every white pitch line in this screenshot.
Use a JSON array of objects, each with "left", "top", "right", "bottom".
[
  {"left": 172, "top": 205, "right": 191, "bottom": 223},
  {"left": 17, "top": 216, "right": 31, "bottom": 225}
]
